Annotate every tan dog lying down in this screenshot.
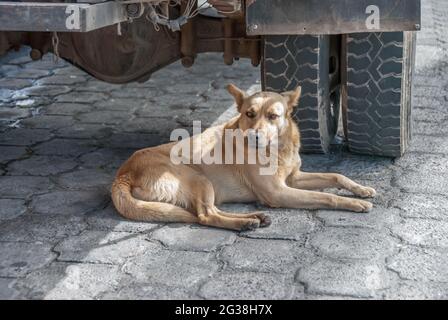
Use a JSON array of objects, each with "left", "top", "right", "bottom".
[{"left": 112, "top": 84, "right": 376, "bottom": 231}]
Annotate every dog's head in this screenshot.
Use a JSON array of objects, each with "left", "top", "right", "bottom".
[{"left": 227, "top": 83, "right": 301, "bottom": 147}]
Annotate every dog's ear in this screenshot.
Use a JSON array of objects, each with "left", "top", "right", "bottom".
[
  {"left": 281, "top": 86, "right": 302, "bottom": 111},
  {"left": 227, "top": 83, "right": 246, "bottom": 112}
]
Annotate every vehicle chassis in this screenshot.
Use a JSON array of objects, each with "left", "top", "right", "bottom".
[{"left": 0, "top": 0, "right": 422, "bottom": 157}]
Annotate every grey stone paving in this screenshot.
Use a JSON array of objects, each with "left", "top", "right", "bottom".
[{"left": 0, "top": 0, "right": 447, "bottom": 300}]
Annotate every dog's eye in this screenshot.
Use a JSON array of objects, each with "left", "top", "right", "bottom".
[
  {"left": 268, "top": 114, "right": 279, "bottom": 121},
  {"left": 246, "top": 111, "right": 256, "bottom": 118}
]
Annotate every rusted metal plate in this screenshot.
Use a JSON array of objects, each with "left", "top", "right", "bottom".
[
  {"left": 0, "top": 1, "right": 127, "bottom": 32},
  {"left": 246, "top": 0, "right": 421, "bottom": 35}
]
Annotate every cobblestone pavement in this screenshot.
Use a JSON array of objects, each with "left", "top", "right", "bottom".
[{"left": 1, "top": 0, "right": 448, "bottom": 300}]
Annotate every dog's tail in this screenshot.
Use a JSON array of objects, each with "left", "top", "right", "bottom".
[{"left": 111, "top": 175, "right": 198, "bottom": 224}]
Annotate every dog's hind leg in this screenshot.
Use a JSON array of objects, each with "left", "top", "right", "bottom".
[
  {"left": 216, "top": 210, "right": 272, "bottom": 228},
  {"left": 286, "top": 171, "right": 376, "bottom": 198},
  {"left": 111, "top": 175, "right": 199, "bottom": 224},
  {"left": 197, "top": 207, "right": 262, "bottom": 231},
  {"left": 191, "top": 176, "right": 264, "bottom": 231}
]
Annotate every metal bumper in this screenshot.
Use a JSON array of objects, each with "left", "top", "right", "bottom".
[
  {"left": 246, "top": 0, "right": 421, "bottom": 35},
  {"left": 0, "top": 1, "right": 128, "bottom": 32}
]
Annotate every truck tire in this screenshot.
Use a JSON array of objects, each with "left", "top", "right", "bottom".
[
  {"left": 345, "top": 31, "right": 416, "bottom": 157},
  {"left": 262, "top": 35, "right": 340, "bottom": 154}
]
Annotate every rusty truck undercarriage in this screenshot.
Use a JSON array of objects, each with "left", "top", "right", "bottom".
[
  {"left": 0, "top": 0, "right": 420, "bottom": 83},
  {"left": 0, "top": 0, "right": 262, "bottom": 83},
  {"left": 0, "top": 0, "right": 421, "bottom": 157}
]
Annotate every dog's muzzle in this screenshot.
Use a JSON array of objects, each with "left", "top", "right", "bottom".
[{"left": 247, "top": 130, "right": 269, "bottom": 149}]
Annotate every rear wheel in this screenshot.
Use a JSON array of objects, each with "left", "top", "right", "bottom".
[
  {"left": 344, "top": 31, "right": 416, "bottom": 157},
  {"left": 262, "top": 35, "right": 341, "bottom": 153}
]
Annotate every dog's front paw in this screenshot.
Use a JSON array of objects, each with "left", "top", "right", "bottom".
[
  {"left": 351, "top": 199, "right": 373, "bottom": 213},
  {"left": 354, "top": 186, "right": 377, "bottom": 198}
]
